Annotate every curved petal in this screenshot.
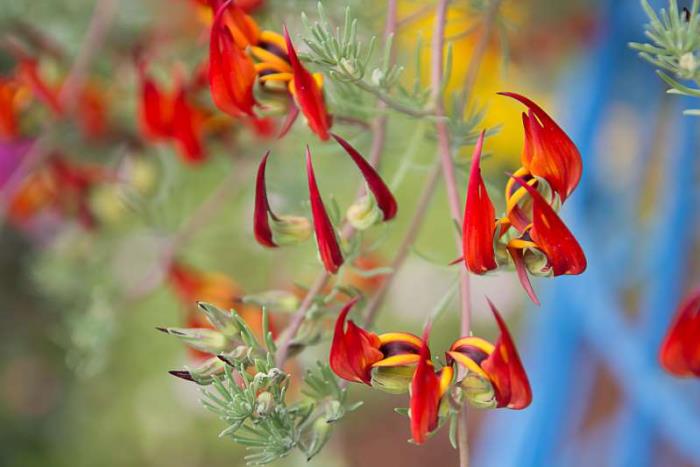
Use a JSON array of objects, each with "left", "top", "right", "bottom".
[
  {"left": 171, "top": 88, "right": 205, "bottom": 164},
  {"left": 306, "top": 146, "right": 344, "bottom": 273},
  {"left": 209, "top": 0, "right": 258, "bottom": 117},
  {"left": 283, "top": 26, "right": 331, "bottom": 140},
  {"left": 511, "top": 175, "right": 587, "bottom": 276},
  {"left": 138, "top": 72, "right": 170, "bottom": 139},
  {"left": 508, "top": 245, "right": 541, "bottom": 305},
  {"left": 332, "top": 133, "right": 397, "bottom": 221},
  {"left": 462, "top": 130, "right": 497, "bottom": 273},
  {"left": 659, "top": 290, "right": 700, "bottom": 377},
  {"left": 499, "top": 92, "right": 582, "bottom": 202},
  {"left": 329, "top": 297, "right": 383, "bottom": 384},
  {"left": 409, "top": 326, "right": 441, "bottom": 445},
  {"left": 253, "top": 151, "right": 278, "bottom": 247},
  {"left": 481, "top": 299, "right": 532, "bottom": 409}
]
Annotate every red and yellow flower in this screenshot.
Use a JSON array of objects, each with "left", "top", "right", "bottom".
[
  {"left": 207, "top": 1, "right": 332, "bottom": 140},
  {"left": 446, "top": 300, "right": 532, "bottom": 409},
  {"left": 330, "top": 298, "right": 529, "bottom": 443},
  {"left": 460, "top": 94, "right": 586, "bottom": 304},
  {"left": 659, "top": 289, "right": 700, "bottom": 378}
]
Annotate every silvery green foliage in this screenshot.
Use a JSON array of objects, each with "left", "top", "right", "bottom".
[
  {"left": 631, "top": 0, "right": 700, "bottom": 115},
  {"left": 160, "top": 302, "right": 361, "bottom": 465},
  {"left": 300, "top": 3, "right": 431, "bottom": 118}
]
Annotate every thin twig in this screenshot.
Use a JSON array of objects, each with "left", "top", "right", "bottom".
[
  {"left": 431, "top": 1, "right": 471, "bottom": 466},
  {"left": 274, "top": 0, "right": 399, "bottom": 368},
  {"left": 0, "top": 0, "right": 117, "bottom": 223}
]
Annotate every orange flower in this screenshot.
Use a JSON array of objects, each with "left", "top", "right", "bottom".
[
  {"left": 659, "top": 290, "right": 700, "bottom": 378},
  {"left": 8, "top": 156, "right": 107, "bottom": 228},
  {"left": 499, "top": 92, "right": 582, "bottom": 203},
  {"left": 209, "top": 0, "right": 259, "bottom": 117}
]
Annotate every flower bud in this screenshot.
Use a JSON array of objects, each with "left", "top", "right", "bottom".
[
  {"left": 270, "top": 215, "right": 312, "bottom": 245},
  {"left": 302, "top": 416, "right": 333, "bottom": 461},
  {"left": 254, "top": 391, "right": 275, "bottom": 417},
  {"left": 346, "top": 195, "right": 382, "bottom": 231},
  {"left": 459, "top": 372, "right": 497, "bottom": 409},
  {"left": 169, "top": 356, "right": 225, "bottom": 385},
  {"left": 157, "top": 326, "right": 229, "bottom": 354},
  {"left": 339, "top": 58, "right": 360, "bottom": 79},
  {"left": 680, "top": 52, "right": 697, "bottom": 76},
  {"left": 371, "top": 366, "right": 415, "bottom": 394},
  {"left": 218, "top": 345, "right": 253, "bottom": 366},
  {"left": 241, "top": 290, "right": 300, "bottom": 313},
  {"left": 371, "top": 68, "right": 385, "bottom": 86}
]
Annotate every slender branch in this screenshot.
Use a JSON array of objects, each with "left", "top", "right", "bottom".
[
  {"left": 0, "top": 0, "right": 117, "bottom": 223},
  {"left": 274, "top": 0, "right": 399, "bottom": 368},
  {"left": 431, "top": 2, "right": 470, "bottom": 466}
]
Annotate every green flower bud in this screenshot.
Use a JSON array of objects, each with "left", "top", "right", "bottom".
[
  {"left": 254, "top": 391, "right": 275, "bottom": 418},
  {"left": 241, "top": 290, "right": 300, "bottom": 313},
  {"left": 270, "top": 215, "right": 312, "bottom": 245},
  {"left": 169, "top": 356, "right": 225, "bottom": 385},
  {"left": 371, "top": 366, "right": 415, "bottom": 394},
  {"left": 460, "top": 372, "right": 497, "bottom": 409},
  {"left": 346, "top": 195, "right": 382, "bottom": 231},
  {"left": 157, "top": 326, "right": 229, "bottom": 354},
  {"left": 302, "top": 416, "right": 333, "bottom": 461}
]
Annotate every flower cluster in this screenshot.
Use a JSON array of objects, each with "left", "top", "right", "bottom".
[
  {"left": 461, "top": 93, "right": 587, "bottom": 304},
  {"left": 207, "top": 0, "right": 331, "bottom": 140},
  {"left": 330, "top": 297, "right": 531, "bottom": 444}
]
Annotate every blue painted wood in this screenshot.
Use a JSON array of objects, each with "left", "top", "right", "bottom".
[
  {"left": 612, "top": 96, "right": 699, "bottom": 467},
  {"left": 474, "top": 1, "right": 700, "bottom": 465}
]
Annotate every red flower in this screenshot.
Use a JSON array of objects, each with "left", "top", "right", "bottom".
[
  {"left": 329, "top": 299, "right": 425, "bottom": 387},
  {"left": 8, "top": 156, "right": 107, "bottom": 229},
  {"left": 499, "top": 92, "right": 582, "bottom": 203},
  {"left": 253, "top": 150, "right": 277, "bottom": 247},
  {"left": 283, "top": 27, "right": 332, "bottom": 141},
  {"left": 209, "top": 0, "right": 258, "bottom": 117},
  {"left": 447, "top": 300, "right": 532, "bottom": 409},
  {"left": 138, "top": 68, "right": 205, "bottom": 164},
  {"left": 331, "top": 133, "right": 397, "bottom": 221},
  {"left": 329, "top": 298, "right": 383, "bottom": 384},
  {"left": 0, "top": 77, "right": 23, "bottom": 140},
  {"left": 659, "top": 290, "right": 700, "bottom": 377},
  {"left": 511, "top": 175, "right": 586, "bottom": 277},
  {"left": 171, "top": 88, "right": 205, "bottom": 163},
  {"left": 462, "top": 130, "right": 497, "bottom": 274},
  {"left": 410, "top": 326, "right": 453, "bottom": 444},
  {"left": 306, "top": 146, "right": 344, "bottom": 273}
]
